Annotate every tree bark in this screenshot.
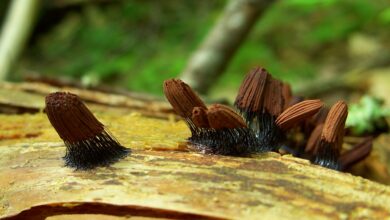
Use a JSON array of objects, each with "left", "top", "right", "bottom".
[{"left": 180, "top": 0, "right": 275, "bottom": 95}]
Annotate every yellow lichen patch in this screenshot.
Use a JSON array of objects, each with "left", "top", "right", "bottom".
[
  {"left": 100, "top": 112, "right": 189, "bottom": 150},
  {"left": 0, "top": 112, "right": 189, "bottom": 151}
]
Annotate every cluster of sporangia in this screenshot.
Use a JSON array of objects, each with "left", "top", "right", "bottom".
[
  {"left": 163, "top": 67, "right": 372, "bottom": 171},
  {"left": 45, "top": 92, "right": 130, "bottom": 169},
  {"left": 45, "top": 66, "right": 372, "bottom": 170}
]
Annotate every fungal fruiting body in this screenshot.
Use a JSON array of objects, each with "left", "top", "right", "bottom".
[
  {"left": 163, "top": 79, "right": 208, "bottom": 134},
  {"left": 163, "top": 66, "right": 372, "bottom": 171},
  {"left": 188, "top": 104, "right": 261, "bottom": 155},
  {"left": 234, "top": 67, "right": 285, "bottom": 151},
  {"left": 232, "top": 67, "right": 325, "bottom": 152},
  {"left": 339, "top": 137, "right": 373, "bottom": 171},
  {"left": 313, "top": 101, "right": 348, "bottom": 169},
  {"left": 45, "top": 92, "right": 130, "bottom": 169},
  {"left": 164, "top": 79, "right": 260, "bottom": 155},
  {"left": 275, "top": 100, "right": 324, "bottom": 131},
  {"left": 163, "top": 73, "right": 323, "bottom": 156}
]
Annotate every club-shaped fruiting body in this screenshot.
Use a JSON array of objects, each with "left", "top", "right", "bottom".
[
  {"left": 189, "top": 104, "right": 263, "bottom": 155},
  {"left": 234, "top": 67, "right": 288, "bottom": 151},
  {"left": 339, "top": 137, "right": 372, "bottom": 171},
  {"left": 163, "top": 79, "right": 208, "bottom": 134},
  {"left": 313, "top": 101, "right": 348, "bottom": 170},
  {"left": 45, "top": 92, "right": 130, "bottom": 169},
  {"left": 275, "top": 100, "right": 324, "bottom": 131}
]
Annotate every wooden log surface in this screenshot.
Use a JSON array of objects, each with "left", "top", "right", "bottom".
[
  {"left": 0, "top": 81, "right": 174, "bottom": 118},
  {"left": 1, "top": 82, "right": 390, "bottom": 219},
  {"left": 1, "top": 141, "right": 390, "bottom": 219}
]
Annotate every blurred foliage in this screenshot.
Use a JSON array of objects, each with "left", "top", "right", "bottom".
[
  {"left": 9, "top": 0, "right": 390, "bottom": 97},
  {"left": 347, "top": 96, "right": 390, "bottom": 135},
  {"left": 214, "top": 0, "right": 390, "bottom": 99},
  {"left": 379, "top": 7, "right": 390, "bottom": 24},
  {"left": 0, "top": 1, "right": 10, "bottom": 22},
  {"left": 18, "top": 1, "right": 223, "bottom": 95}
]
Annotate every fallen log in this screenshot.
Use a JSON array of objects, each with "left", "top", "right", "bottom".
[{"left": 1, "top": 84, "right": 390, "bottom": 219}]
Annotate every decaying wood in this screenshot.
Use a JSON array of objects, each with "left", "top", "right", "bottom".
[
  {"left": 1, "top": 112, "right": 390, "bottom": 219},
  {"left": 0, "top": 81, "right": 174, "bottom": 119},
  {"left": 2, "top": 142, "right": 390, "bottom": 220},
  {"left": 0, "top": 112, "right": 189, "bottom": 151}
]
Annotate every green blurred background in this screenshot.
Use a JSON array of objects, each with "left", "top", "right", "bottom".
[{"left": 1, "top": 0, "right": 389, "bottom": 100}]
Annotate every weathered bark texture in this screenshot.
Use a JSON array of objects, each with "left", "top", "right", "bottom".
[
  {"left": 180, "top": 0, "right": 275, "bottom": 94},
  {"left": 1, "top": 82, "right": 390, "bottom": 219},
  {"left": 1, "top": 142, "right": 390, "bottom": 219},
  {"left": 0, "top": 81, "right": 174, "bottom": 118}
]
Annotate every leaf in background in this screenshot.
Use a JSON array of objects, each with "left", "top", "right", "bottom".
[
  {"left": 379, "top": 7, "right": 390, "bottom": 24},
  {"left": 346, "top": 96, "right": 390, "bottom": 135}
]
